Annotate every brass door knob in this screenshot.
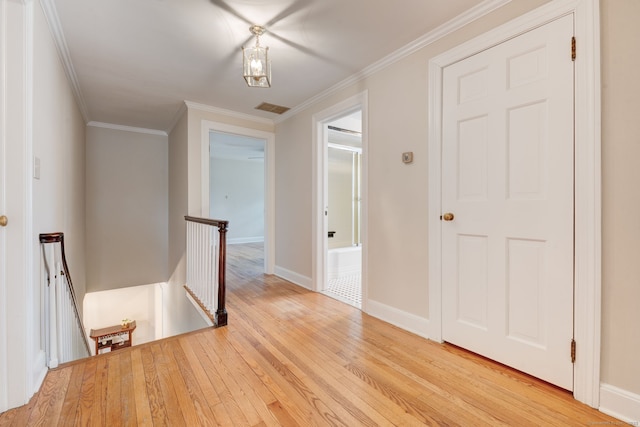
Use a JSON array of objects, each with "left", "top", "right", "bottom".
[
  {"left": 0, "top": 215, "right": 7, "bottom": 227},
  {"left": 442, "top": 212, "right": 455, "bottom": 221}
]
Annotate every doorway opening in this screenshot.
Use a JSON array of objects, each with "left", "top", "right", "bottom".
[
  {"left": 323, "top": 112, "right": 363, "bottom": 308},
  {"left": 313, "top": 92, "right": 368, "bottom": 311},
  {"left": 201, "top": 121, "right": 275, "bottom": 275},
  {"left": 210, "top": 130, "right": 265, "bottom": 244}
]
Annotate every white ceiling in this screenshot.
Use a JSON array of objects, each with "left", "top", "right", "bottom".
[{"left": 50, "top": 0, "right": 488, "bottom": 132}]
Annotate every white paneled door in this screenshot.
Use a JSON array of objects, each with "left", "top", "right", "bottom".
[{"left": 441, "top": 15, "right": 575, "bottom": 390}]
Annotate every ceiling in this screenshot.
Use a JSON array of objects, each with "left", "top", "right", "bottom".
[{"left": 50, "top": 0, "right": 488, "bottom": 132}]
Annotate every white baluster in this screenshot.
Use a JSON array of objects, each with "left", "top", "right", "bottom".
[
  {"left": 49, "top": 258, "right": 59, "bottom": 369},
  {"left": 184, "top": 219, "right": 224, "bottom": 323}
]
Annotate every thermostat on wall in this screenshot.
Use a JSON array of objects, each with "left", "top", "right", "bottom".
[{"left": 402, "top": 152, "right": 413, "bottom": 164}]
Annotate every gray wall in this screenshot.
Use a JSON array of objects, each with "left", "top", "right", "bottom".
[
  {"left": 85, "top": 126, "right": 168, "bottom": 292},
  {"left": 210, "top": 157, "right": 264, "bottom": 242}
]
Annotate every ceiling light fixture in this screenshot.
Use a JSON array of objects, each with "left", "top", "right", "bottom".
[{"left": 242, "top": 25, "right": 271, "bottom": 88}]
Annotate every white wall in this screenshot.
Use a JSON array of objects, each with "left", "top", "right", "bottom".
[
  {"left": 165, "top": 109, "right": 209, "bottom": 337},
  {"left": 210, "top": 157, "right": 264, "bottom": 243},
  {"left": 33, "top": 0, "right": 87, "bottom": 305},
  {"left": 83, "top": 283, "right": 161, "bottom": 352},
  {"left": 600, "top": 0, "right": 640, "bottom": 399},
  {"left": 168, "top": 109, "right": 188, "bottom": 278},
  {"left": 1, "top": 0, "right": 87, "bottom": 411},
  {"left": 328, "top": 149, "right": 354, "bottom": 249},
  {"left": 33, "top": 0, "right": 86, "bottom": 390},
  {"left": 272, "top": 0, "right": 640, "bottom": 416},
  {"left": 85, "top": 126, "right": 168, "bottom": 292},
  {"left": 161, "top": 268, "right": 208, "bottom": 338}
]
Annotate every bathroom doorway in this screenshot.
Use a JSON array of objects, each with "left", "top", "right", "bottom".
[{"left": 323, "top": 110, "right": 363, "bottom": 308}]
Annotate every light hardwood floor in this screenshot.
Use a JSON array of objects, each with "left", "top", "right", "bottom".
[{"left": 0, "top": 243, "right": 620, "bottom": 426}]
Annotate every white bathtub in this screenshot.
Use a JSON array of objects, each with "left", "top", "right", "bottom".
[{"left": 328, "top": 246, "right": 362, "bottom": 279}]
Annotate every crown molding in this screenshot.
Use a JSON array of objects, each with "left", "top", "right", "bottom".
[
  {"left": 166, "top": 102, "right": 188, "bottom": 135},
  {"left": 39, "top": 0, "right": 90, "bottom": 123},
  {"left": 275, "top": 0, "right": 512, "bottom": 124},
  {"left": 184, "top": 101, "right": 274, "bottom": 126},
  {"left": 87, "top": 121, "right": 167, "bottom": 137}
]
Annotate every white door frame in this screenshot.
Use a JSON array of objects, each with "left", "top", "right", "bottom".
[
  {"left": 428, "top": 0, "right": 601, "bottom": 407},
  {"left": 0, "top": 0, "right": 36, "bottom": 411},
  {"left": 0, "top": 0, "right": 7, "bottom": 411},
  {"left": 200, "top": 120, "right": 275, "bottom": 274},
  {"left": 312, "top": 92, "right": 368, "bottom": 307}
]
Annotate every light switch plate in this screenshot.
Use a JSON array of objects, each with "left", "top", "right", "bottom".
[
  {"left": 402, "top": 152, "right": 413, "bottom": 164},
  {"left": 33, "top": 156, "right": 41, "bottom": 180}
]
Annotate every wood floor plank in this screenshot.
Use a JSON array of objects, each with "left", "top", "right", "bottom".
[
  {"left": 160, "top": 339, "right": 213, "bottom": 426},
  {"left": 105, "top": 352, "right": 123, "bottom": 425},
  {"left": 89, "top": 354, "right": 108, "bottom": 425},
  {"left": 57, "top": 362, "right": 85, "bottom": 425},
  {"left": 311, "top": 318, "right": 514, "bottom": 424},
  {"left": 150, "top": 341, "right": 185, "bottom": 425},
  {"left": 229, "top": 329, "right": 323, "bottom": 427},
  {"left": 277, "top": 315, "right": 426, "bottom": 426},
  {"left": 197, "top": 328, "right": 264, "bottom": 426},
  {"left": 202, "top": 335, "right": 282, "bottom": 427},
  {"left": 0, "top": 406, "right": 17, "bottom": 427},
  {"left": 234, "top": 315, "right": 386, "bottom": 426},
  {"left": 1, "top": 242, "right": 624, "bottom": 426},
  {"left": 130, "top": 348, "right": 153, "bottom": 426},
  {"left": 230, "top": 298, "right": 392, "bottom": 427},
  {"left": 119, "top": 350, "right": 138, "bottom": 426},
  {"left": 5, "top": 394, "right": 37, "bottom": 426},
  {"left": 177, "top": 337, "right": 222, "bottom": 409},
  {"left": 25, "top": 366, "right": 71, "bottom": 425},
  {"left": 139, "top": 344, "right": 170, "bottom": 425},
  {"left": 191, "top": 331, "right": 249, "bottom": 425},
  {"left": 74, "top": 355, "right": 98, "bottom": 426}
]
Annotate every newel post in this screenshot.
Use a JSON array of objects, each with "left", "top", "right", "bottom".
[{"left": 216, "top": 221, "right": 228, "bottom": 326}]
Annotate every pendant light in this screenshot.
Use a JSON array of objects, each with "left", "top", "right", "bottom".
[{"left": 242, "top": 25, "right": 271, "bottom": 88}]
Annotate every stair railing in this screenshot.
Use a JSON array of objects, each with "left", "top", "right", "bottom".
[
  {"left": 40, "top": 233, "right": 91, "bottom": 366},
  {"left": 184, "top": 216, "right": 228, "bottom": 327}
]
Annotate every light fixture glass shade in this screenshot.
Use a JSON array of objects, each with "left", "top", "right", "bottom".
[{"left": 243, "top": 45, "right": 271, "bottom": 88}]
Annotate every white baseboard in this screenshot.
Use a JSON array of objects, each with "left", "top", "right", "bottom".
[
  {"left": 365, "top": 299, "right": 430, "bottom": 339},
  {"left": 599, "top": 383, "right": 640, "bottom": 424},
  {"left": 228, "top": 236, "right": 264, "bottom": 245},
  {"left": 31, "top": 350, "right": 47, "bottom": 397},
  {"left": 274, "top": 266, "right": 312, "bottom": 290}
]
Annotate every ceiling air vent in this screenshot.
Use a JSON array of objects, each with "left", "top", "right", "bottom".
[{"left": 255, "top": 102, "right": 290, "bottom": 115}]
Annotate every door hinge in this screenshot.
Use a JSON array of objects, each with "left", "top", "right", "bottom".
[
  {"left": 571, "top": 36, "right": 576, "bottom": 61},
  {"left": 571, "top": 339, "right": 576, "bottom": 363}
]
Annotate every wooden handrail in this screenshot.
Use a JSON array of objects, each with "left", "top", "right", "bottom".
[
  {"left": 39, "top": 232, "right": 92, "bottom": 357},
  {"left": 184, "top": 215, "right": 229, "bottom": 228},
  {"left": 184, "top": 216, "right": 228, "bottom": 326}
]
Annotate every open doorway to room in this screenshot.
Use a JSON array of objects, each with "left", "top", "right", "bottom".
[
  {"left": 313, "top": 92, "right": 368, "bottom": 311},
  {"left": 210, "top": 131, "right": 266, "bottom": 265},
  {"left": 322, "top": 112, "right": 363, "bottom": 308},
  {"left": 201, "top": 120, "right": 275, "bottom": 275}
]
